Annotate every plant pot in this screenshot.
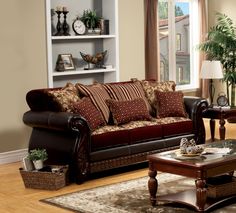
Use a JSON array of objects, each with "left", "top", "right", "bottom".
[
  {"left": 94, "top": 28, "right": 101, "bottom": 34},
  {"left": 87, "top": 28, "right": 94, "bottom": 34},
  {"left": 33, "top": 160, "right": 44, "bottom": 170}
]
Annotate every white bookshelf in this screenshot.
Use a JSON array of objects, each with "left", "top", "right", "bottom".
[{"left": 46, "top": 0, "right": 119, "bottom": 87}]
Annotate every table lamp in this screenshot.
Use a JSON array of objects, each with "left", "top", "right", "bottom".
[{"left": 200, "top": 60, "right": 223, "bottom": 106}]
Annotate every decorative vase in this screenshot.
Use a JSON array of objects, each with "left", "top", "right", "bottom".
[{"left": 33, "top": 160, "right": 44, "bottom": 170}]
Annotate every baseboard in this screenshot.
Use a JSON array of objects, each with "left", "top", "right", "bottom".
[{"left": 0, "top": 149, "right": 28, "bottom": 165}]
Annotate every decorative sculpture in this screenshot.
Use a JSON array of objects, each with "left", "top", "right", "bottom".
[{"left": 80, "top": 50, "right": 107, "bottom": 70}]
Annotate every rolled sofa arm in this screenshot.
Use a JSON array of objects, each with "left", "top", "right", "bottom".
[
  {"left": 184, "top": 96, "right": 208, "bottom": 144},
  {"left": 23, "top": 110, "right": 91, "bottom": 184}
]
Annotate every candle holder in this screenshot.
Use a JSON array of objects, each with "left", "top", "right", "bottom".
[
  {"left": 62, "top": 11, "right": 70, "bottom": 36},
  {"left": 54, "top": 10, "right": 63, "bottom": 36}
]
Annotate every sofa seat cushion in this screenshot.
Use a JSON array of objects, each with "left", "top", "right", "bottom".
[
  {"left": 161, "top": 117, "right": 193, "bottom": 137},
  {"left": 91, "top": 125, "right": 129, "bottom": 151},
  {"left": 91, "top": 117, "right": 192, "bottom": 151}
]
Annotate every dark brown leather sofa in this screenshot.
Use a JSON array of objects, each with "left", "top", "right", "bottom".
[{"left": 23, "top": 86, "right": 208, "bottom": 184}]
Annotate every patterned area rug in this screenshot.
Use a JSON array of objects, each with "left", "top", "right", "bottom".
[{"left": 41, "top": 173, "right": 236, "bottom": 213}]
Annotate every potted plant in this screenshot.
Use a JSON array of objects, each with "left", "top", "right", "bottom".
[
  {"left": 80, "top": 9, "right": 101, "bottom": 33},
  {"left": 28, "top": 149, "right": 48, "bottom": 170},
  {"left": 198, "top": 12, "right": 236, "bottom": 107}
]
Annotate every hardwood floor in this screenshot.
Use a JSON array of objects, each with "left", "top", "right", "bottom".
[{"left": 0, "top": 119, "right": 235, "bottom": 213}]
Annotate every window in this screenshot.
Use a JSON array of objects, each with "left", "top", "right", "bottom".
[
  {"left": 176, "top": 33, "right": 181, "bottom": 51},
  {"left": 158, "top": 0, "right": 199, "bottom": 90}
]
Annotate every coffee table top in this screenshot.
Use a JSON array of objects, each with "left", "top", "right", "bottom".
[{"left": 148, "top": 139, "right": 236, "bottom": 168}]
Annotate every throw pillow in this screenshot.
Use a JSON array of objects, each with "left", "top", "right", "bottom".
[
  {"left": 155, "top": 91, "right": 188, "bottom": 118},
  {"left": 47, "top": 82, "right": 80, "bottom": 112},
  {"left": 71, "top": 97, "right": 106, "bottom": 131},
  {"left": 75, "top": 83, "right": 111, "bottom": 123},
  {"left": 106, "top": 98, "right": 152, "bottom": 125},
  {"left": 141, "top": 80, "right": 176, "bottom": 113},
  {"left": 103, "top": 81, "right": 151, "bottom": 112}
]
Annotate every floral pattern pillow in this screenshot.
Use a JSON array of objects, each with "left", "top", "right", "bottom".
[
  {"left": 141, "top": 80, "right": 176, "bottom": 113},
  {"left": 47, "top": 82, "right": 80, "bottom": 112}
]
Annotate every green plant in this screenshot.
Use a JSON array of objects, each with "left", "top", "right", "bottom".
[
  {"left": 80, "top": 9, "right": 101, "bottom": 29},
  {"left": 28, "top": 149, "right": 48, "bottom": 161},
  {"left": 197, "top": 12, "right": 236, "bottom": 106}
]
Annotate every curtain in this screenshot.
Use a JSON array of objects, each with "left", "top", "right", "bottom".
[
  {"left": 198, "top": 0, "right": 208, "bottom": 98},
  {"left": 144, "top": 0, "right": 160, "bottom": 80}
]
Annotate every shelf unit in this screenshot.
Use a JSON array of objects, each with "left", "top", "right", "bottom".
[{"left": 46, "top": 0, "right": 119, "bottom": 87}]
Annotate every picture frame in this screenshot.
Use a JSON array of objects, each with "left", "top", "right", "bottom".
[{"left": 55, "top": 54, "right": 75, "bottom": 71}]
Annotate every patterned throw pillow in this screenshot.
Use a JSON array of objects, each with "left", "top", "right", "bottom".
[
  {"left": 75, "top": 83, "right": 111, "bottom": 123},
  {"left": 141, "top": 80, "right": 176, "bottom": 112},
  {"left": 155, "top": 91, "right": 188, "bottom": 118},
  {"left": 103, "top": 81, "right": 151, "bottom": 112},
  {"left": 47, "top": 82, "right": 80, "bottom": 112},
  {"left": 106, "top": 98, "right": 152, "bottom": 125},
  {"left": 71, "top": 97, "right": 106, "bottom": 131}
]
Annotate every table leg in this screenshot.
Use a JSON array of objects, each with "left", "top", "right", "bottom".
[
  {"left": 219, "top": 117, "right": 226, "bottom": 140},
  {"left": 210, "top": 118, "right": 215, "bottom": 142},
  {"left": 148, "top": 170, "right": 157, "bottom": 206},
  {"left": 195, "top": 178, "right": 207, "bottom": 211}
]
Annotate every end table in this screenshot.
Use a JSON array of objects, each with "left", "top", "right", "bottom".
[{"left": 202, "top": 107, "right": 236, "bottom": 141}]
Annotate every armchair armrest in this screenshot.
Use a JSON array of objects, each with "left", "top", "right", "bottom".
[{"left": 184, "top": 96, "right": 208, "bottom": 144}]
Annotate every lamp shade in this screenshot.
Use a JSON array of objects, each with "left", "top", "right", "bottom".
[{"left": 200, "top": 60, "right": 223, "bottom": 79}]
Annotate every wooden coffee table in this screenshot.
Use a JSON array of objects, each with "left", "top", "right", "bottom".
[{"left": 147, "top": 140, "right": 236, "bottom": 212}]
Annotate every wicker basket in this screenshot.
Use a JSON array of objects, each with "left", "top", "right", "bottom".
[
  {"left": 207, "top": 175, "right": 236, "bottom": 198},
  {"left": 19, "top": 165, "right": 68, "bottom": 190}
]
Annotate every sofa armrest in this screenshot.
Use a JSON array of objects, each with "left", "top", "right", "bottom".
[
  {"left": 23, "top": 111, "right": 91, "bottom": 183},
  {"left": 184, "top": 96, "right": 208, "bottom": 144},
  {"left": 23, "top": 110, "right": 90, "bottom": 132}
]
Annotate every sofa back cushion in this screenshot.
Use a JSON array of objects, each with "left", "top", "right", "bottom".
[
  {"left": 76, "top": 83, "right": 111, "bottom": 123},
  {"left": 103, "top": 81, "right": 151, "bottom": 112},
  {"left": 71, "top": 97, "right": 105, "bottom": 131},
  {"left": 106, "top": 98, "right": 152, "bottom": 125},
  {"left": 155, "top": 91, "right": 187, "bottom": 118},
  {"left": 141, "top": 80, "right": 176, "bottom": 115}
]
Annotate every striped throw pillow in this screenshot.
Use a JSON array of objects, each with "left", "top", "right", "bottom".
[
  {"left": 75, "top": 83, "right": 111, "bottom": 123},
  {"left": 103, "top": 81, "right": 151, "bottom": 112}
]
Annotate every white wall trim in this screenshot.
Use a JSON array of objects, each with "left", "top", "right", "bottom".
[{"left": 0, "top": 149, "right": 28, "bottom": 165}]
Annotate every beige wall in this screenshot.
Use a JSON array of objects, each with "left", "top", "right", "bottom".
[
  {"left": 0, "top": 1, "right": 47, "bottom": 153},
  {"left": 118, "top": 0, "right": 145, "bottom": 81},
  {"left": 0, "top": 0, "right": 145, "bottom": 153},
  {"left": 208, "top": 0, "right": 236, "bottom": 103}
]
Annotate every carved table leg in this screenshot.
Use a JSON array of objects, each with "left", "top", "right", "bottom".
[
  {"left": 210, "top": 118, "right": 215, "bottom": 142},
  {"left": 195, "top": 178, "right": 207, "bottom": 212},
  {"left": 148, "top": 170, "right": 157, "bottom": 206},
  {"left": 219, "top": 117, "right": 226, "bottom": 140}
]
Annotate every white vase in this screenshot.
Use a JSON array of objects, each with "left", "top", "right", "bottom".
[{"left": 33, "top": 160, "right": 43, "bottom": 170}]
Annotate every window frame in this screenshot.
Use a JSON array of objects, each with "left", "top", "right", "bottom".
[{"left": 159, "top": 0, "right": 199, "bottom": 91}]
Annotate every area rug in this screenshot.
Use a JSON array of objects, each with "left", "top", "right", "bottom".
[{"left": 41, "top": 173, "right": 236, "bottom": 213}]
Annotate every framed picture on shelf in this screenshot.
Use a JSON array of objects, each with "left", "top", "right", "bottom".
[{"left": 55, "top": 54, "right": 75, "bottom": 71}]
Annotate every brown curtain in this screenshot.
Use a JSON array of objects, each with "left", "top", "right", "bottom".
[
  {"left": 198, "top": 0, "right": 208, "bottom": 98},
  {"left": 144, "top": 0, "right": 159, "bottom": 80}
]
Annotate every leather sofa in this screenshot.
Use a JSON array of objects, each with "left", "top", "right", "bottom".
[{"left": 23, "top": 80, "right": 208, "bottom": 183}]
